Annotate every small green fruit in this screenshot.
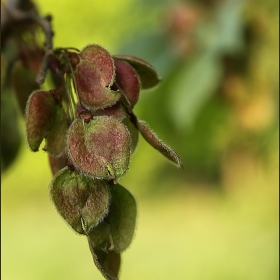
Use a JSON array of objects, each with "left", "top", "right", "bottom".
[{"left": 50, "top": 166, "right": 110, "bottom": 234}]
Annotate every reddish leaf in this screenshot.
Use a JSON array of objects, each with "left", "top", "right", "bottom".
[{"left": 113, "top": 55, "right": 161, "bottom": 89}]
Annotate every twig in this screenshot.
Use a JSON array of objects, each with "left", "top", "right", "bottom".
[{"left": 1, "top": 2, "right": 54, "bottom": 84}]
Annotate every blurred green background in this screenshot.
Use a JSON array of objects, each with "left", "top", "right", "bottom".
[{"left": 2, "top": 0, "right": 279, "bottom": 279}]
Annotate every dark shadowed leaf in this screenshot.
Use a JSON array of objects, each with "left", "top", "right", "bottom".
[
  {"left": 50, "top": 167, "right": 110, "bottom": 234},
  {"left": 11, "top": 60, "right": 39, "bottom": 115},
  {"left": 123, "top": 117, "right": 139, "bottom": 154},
  {"left": 44, "top": 102, "right": 68, "bottom": 156},
  {"left": 88, "top": 220, "right": 111, "bottom": 248},
  {"left": 1, "top": 87, "right": 22, "bottom": 172},
  {"left": 88, "top": 183, "right": 137, "bottom": 253},
  {"left": 106, "top": 183, "right": 137, "bottom": 252},
  {"left": 88, "top": 239, "right": 121, "bottom": 280},
  {"left": 113, "top": 55, "right": 161, "bottom": 89},
  {"left": 67, "top": 117, "right": 131, "bottom": 180},
  {"left": 48, "top": 149, "right": 70, "bottom": 175},
  {"left": 114, "top": 59, "right": 140, "bottom": 109},
  {"left": 137, "top": 120, "right": 183, "bottom": 169}
]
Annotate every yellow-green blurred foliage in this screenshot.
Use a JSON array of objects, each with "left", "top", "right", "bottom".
[{"left": 2, "top": 0, "right": 279, "bottom": 279}]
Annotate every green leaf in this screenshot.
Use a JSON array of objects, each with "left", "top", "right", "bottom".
[
  {"left": 88, "top": 184, "right": 137, "bottom": 253},
  {"left": 67, "top": 117, "right": 131, "bottom": 180},
  {"left": 50, "top": 167, "right": 110, "bottom": 234},
  {"left": 167, "top": 52, "right": 222, "bottom": 130},
  {"left": 113, "top": 55, "right": 161, "bottom": 89},
  {"left": 137, "top": 120, "right": 183, "bottom": 169}
]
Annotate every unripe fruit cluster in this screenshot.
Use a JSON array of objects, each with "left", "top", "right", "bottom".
[{"left": 25, "top": 44, "right": 182, "bottom": 280}]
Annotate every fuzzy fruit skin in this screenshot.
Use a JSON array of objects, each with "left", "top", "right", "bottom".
[
  {"left": 79, "top": 44, "right": 115, "bottom": 86},
  {"left": 25, "top": 90, "right": 56, "bottom": 152},
  {"left": 113, "top": 55, "right": 162, "bottom": 89},
  {"left": 12, "top": 61, "right": 39, "bottom": 116},
  {"left": 67, "top": 116, "right": 131, "bottom": 181},
  {"left": 73, "top": 44, "right": 120, "bottom": 111},
  {"left": 88, "top": 183, "right": 137, "bottom": 253},
  {"left": 114, "top": 59, "right": 141, "bottom": 109},
  {"left": 50, "top": 166, "right": 111, "bottom": 234},
  {"left": 25, "top": 89, "right": 68, "bottom": 155},
  {"left": 74, "top": 61, "right": 120, "bottom": 111},
  {"left": 137, "top": 119, "right": 183, "bottom": 169}
]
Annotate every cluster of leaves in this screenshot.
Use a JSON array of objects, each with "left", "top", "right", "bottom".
[{"left": 1, "top": 2, "right": 182, "bottom": 276}]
